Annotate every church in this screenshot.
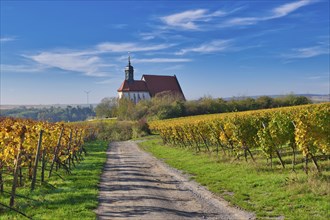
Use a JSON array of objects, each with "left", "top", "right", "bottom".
[{"left": 117, "top": 57, "right": 185, "bottom": 103}]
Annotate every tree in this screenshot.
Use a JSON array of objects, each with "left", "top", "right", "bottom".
[
  {"left": 117, "top": 98, "right": 135, "bottom": 120},
  {"left": 95, "top": 97, "right": 118, "bottom": 118},
  {"left": 256, "top": 96, "right": 274, "bottom": 109}
]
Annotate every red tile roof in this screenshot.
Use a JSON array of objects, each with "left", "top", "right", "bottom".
[
  {"left": 117, "top": 75, "right": 185, "bottom": 100},
  {"left": 117, "top": 80, "right": 149, "bottom": 92},
  {"left": 142, "top": 75, "right": 185, "bottom": 99}
]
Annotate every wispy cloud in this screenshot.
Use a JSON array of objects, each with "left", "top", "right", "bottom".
[
  {"left": 284, "top": 44, "right": 329, "bottom": 59},
  {"left": 139, "top": 30, "right": 168, "bottom": 41},
  {"left": 0, "top": 37, "right": 16, "bottom": 43},
  {"left": 0, "top": 64, "right": 46, "bottom": 73},
  {"left": 305, "top": 74, "right": 329, "bottom": 80},
  {"left": 25, "top": 52, "right": 109, "bottom": 77},
  {"left": 271, "top": 0, "right": 314, "bottom": 18},
  {"left": 133, "top": 58, "right": 192, "bottom": 63},
  {"left": 224, "top": 0, "right": 315, "bottom": 27},
  {"left": 161, "top": 9, "right": 228, "bottom": 30},
  {"left": 97, "top": 42, "right": 173, "bottom": 52},
  {"left": 176, "top": 39, "right": 232, "bottom": 55},
  {"left": 17, "top": 41, "right": 181, "bottom": 77}
]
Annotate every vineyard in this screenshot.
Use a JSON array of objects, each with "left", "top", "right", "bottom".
[
  {"left": 0, "top": 117, "right": 95, "bottom": 215},
  {"left": 149, "top": 103, "right": 330, "bottom": 172}
]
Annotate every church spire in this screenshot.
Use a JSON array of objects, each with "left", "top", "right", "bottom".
[{"left": 125, "top": 54, "right": 134, "bottom": 82}]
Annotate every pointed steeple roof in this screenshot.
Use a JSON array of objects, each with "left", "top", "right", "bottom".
[{"left": 125, "top": 54, "right": 134, "bottom": 82}]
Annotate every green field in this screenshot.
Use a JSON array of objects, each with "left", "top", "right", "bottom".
[
  {"left": 0, "top": 140, "right": 108, "bottom": 219},
  {"left": 139, "top": 136, "right": 330, "bottom": 220}
]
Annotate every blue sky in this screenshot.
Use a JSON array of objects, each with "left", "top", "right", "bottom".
[{"left": 1, "top": 0, "right": 329, "bottom": 105}]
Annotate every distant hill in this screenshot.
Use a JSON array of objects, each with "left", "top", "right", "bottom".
[
  {"left": 0, "top": 105, "right": 96, "bottom": 122},
  {"left": 1, "top": 94, "right": 328, "bottom": 110},
  {"left": 224, "top": 94, "right": 329, "bottom": 103},
  {"left": 0, "top": 104, "right": 98, "bottom": 110}
]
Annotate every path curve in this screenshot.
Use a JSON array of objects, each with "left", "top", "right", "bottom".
[{"left": 95, "top": 141, "right": 255, "bottom": 220}]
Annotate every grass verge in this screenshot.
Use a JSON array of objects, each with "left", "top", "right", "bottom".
[
  {"left": 0, "top": 140, "right": 108, "bottom": 220},
  {"left": 139, "top": 136, "right": 330, "bottom": 220}
]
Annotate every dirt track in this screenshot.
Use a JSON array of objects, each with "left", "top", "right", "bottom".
[{"left": 95, "top": 141, "right": 255, "bottom": 220}]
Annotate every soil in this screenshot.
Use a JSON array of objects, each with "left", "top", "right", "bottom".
[{"left": 95, "top": 141, "right": 255, "bottom": 220}]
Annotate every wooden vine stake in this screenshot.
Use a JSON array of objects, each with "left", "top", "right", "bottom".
[
  {"left": 31, "top": 130, "right": 43, "bottom": 191},
  {"left": 48, "top": 126, "right": 64, "bottom": 178},
  {"left": 67, "top": 130, "right": 73, "bottom": 170},
  {"left": 0, "top": 165, "right": 3, "bottom": 193},
  {"left": 10, "top": 126, "right": 26, "bottom": 207},
  {"left": 41, "top": 150, "right": 46, "bottom": 182}
]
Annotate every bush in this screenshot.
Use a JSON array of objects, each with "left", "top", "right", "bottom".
[{"left": 96, "top": 120, "right": 150, "bottom": 142}]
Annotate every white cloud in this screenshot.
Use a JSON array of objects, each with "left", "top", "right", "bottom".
[
  {"left": 224, "top": 0, "right": 315, "bottom": 27},
  {"left": 176, "top": 39, "right": 232, "bottom": 55},
  {"left": 0, "top": 64, "right": 46, "bottom": 73},
  {"left": 272, "top": 0, "right": 313, "bottom": 18},
  {"left": 0, "top": 37, "right": 16, "bottom": 43},
  {"left": 305, "top": 74, "right": 329, "bottom": 80},
  {"left": 133, "top": 58, "right": 192, "bottom": 63},
  {"left": 225, "top": 17, "right": 260, "bottom": 26},
  {"left": 161, "top": 9, "right": 228, "bottom": 30},
  {"left": 26, "top": 52, "right": 108, "bottom": 77},
  {"left": 139, "top": 30, "right": 169, "bottom": 41},
  {"left": 96, "top": 42, "right": 173, "bottom": 52},
  {"left": 18, "top": 41, "right": 177, "bottom": 77},
  {"left": 284, "top": 44, "right": 329, "bottom": 59}
]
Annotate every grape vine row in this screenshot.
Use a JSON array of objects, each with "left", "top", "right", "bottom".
[
  {"left": 149, "top": 103, "right": 330, "bottom": 172},
  {"left": 0, "top": 117, "right": 95, "bottom": 207}
]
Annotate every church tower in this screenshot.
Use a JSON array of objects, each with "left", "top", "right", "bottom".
[
  {"left": 125, "top": 56, "right": 134, "bottom": 83},
  {"left": 117, "top": 55, "right": 185, "bottom": 103}
]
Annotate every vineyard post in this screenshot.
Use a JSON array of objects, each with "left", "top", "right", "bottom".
[
  {"left": 31, "top": 130, "right": 43, "bottom": 191},
  {"left": 10, "top": 128, "right": 26, "bottom": 207},
  {"left": 290, "top": 121, "right": 297, "bottom": 171},
  {"left": 73, "top": 129, "right": 79, "bottom": 162},
  {"left": 18, "top": 168, "right": 23, "bottom": 187},
  {"left": 0, "top": 166, "right": 3, "bottom": 193},
  {"left": 41, "top": 150, "right": 46, "bottom": 182},
  {"left": 78, "top": 129, "right": 84, "bottom": 158},
  {"left": 243, "top": 146, "right": 248, "bottom": 162},
  {"left": 291, "top": 142, "right": 296, "bottom": 171},
  {"left": 48, "top": 126, "right": 64, "bottom": 178},
  {"left": 67, "top": 130, "right": 73, "bottom": 170},
  {"left": 309, "top": 152, "right": 321, "bottom": 173},
  {"left": 275, "top": 150, "right": 285, "bottom": 168}
]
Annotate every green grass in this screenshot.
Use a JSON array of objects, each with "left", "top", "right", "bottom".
[
  {"left": 0, "top": 140, "right": 108, "bottom": 220},
  {"left": 139, "top": 136, "right": 330, "bottom": 220}
]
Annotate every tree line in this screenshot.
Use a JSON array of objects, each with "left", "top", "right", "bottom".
[
  {"left": 95, "top": 92, "right": 312, "bottom": 121},
  {"left": 0, "top": 106, "right": 95, "bottom": 122},
  {"left": 1, "top": 94, "right": 311, "bottom": 122}
]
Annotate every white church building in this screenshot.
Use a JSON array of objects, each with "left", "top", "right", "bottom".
[{"left": 117, "top": 57, "right": 185, "bottom": 103}]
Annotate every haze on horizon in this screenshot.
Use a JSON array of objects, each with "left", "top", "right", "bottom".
[{"left": 1, "top": 0, "right": 329, "bottom": 105}]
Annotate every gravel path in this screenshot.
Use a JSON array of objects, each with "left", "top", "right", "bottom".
[{"left": 95, "top": 141, "right": 255, "bottom": 220}]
